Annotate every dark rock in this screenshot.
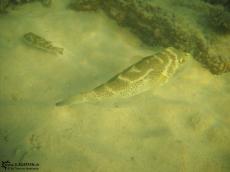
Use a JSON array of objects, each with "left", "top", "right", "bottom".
[
  {"left": 208, "top": 6, "right": 230, "bottom": 33},
  {"left": 204, "top": 0, "right": 230, "bottom": 10},
  {"left": 69, "top": 0, "right": 230, "bottom": 74},
  {"left": 0, "top": 0, "right": 51, "bottom": 13},
  {"left": 0, "top": 0, "right": 10, "bottom": 13},
  {"left": 68, "top": 0, "right": 101, "bottom": 11}
]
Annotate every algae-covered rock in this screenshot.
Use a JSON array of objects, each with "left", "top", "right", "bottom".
[
  {"left": 68, "top": 0, "right": 101, "bottom": 11},
  {"left": 69, "top": 0, "right": 230, "bottom": 75},
  {"left": 0, "top": 0, "right": 51, "bottom": 13},
  {"left": 11, "top": 0, "right": 51, "bottom": 6},
  {"left": 70, "top": 0, "right": 208, "bottom": 52},
  {"left": 40, "top": 0, "right": 51, "bottom": 7},
  {"left": 205, "top": 36, "right": 230, "bottom": 74},
  {"left": 208, "top": 6, "right": 230, "bottom": 33},
  {"left": 176, "top": 0, "right": 230, "bottom": 33},
  {"left": 0, "top": 0, "right": 10, "bottom": 13},
  {"left": 205, "top": 55, "right": 230, "bottom": 74},
  {"left": 204, "top": 0, "right": 230, "bottom": 10}
]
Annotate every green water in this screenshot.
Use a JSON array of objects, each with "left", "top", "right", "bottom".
[{"left": 0, "top": 0, "right": 230, "bottom": 172}]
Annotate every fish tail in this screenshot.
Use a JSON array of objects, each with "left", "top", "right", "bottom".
[{"left": 55, "top": 92, "right": 90, "bottom": 106}]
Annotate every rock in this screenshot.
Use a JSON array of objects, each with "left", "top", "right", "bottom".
[
  {"left": 0, "top": 0, "right": 51, "bottom": 13},
  {"left": 69, "top": 0, "right": 230, "bottom": 75},
  {"left": 40, "top": 0, "right": 51, "bottom": 7},
  {"left": 68, "top": 0, "right": 100, "bottom": 11},
  {"left": 204, "top": 0, "right": 230, "bottom": 10},
  {"left": 208, "top": 6, "right": 230, "bottom": 33},
  {"left": 0, "top": 0, "right": 10, "bottom": 13}
]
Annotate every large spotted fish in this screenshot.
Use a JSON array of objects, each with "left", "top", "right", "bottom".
[
  {"left": 23, "top": 32, "right": 64, "bottom": 55},
  {"left": 56, "top": 47, "right": 189, "bottom": 106}
]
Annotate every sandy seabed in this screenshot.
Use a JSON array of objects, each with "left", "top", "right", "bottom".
[{"left": 0, "top": 0, "right": 230, "bottom": 172}]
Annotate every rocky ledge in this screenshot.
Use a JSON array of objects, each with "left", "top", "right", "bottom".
[
  {"left": 69, "top": 0, "right": 230, "bottom": 75},
  {"left": 0, "top": 0, "right": 51, "bottom": 13}
]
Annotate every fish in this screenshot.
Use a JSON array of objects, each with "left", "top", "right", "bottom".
[
  {"left": 56, "top": 47, "right": 190, "bottom": 106},
  {"left": 23, "top": 32, "right": 64, "bottom": 55}
]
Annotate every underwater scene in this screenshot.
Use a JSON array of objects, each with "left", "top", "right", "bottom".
[{"left": 0, "top": 0, "right": 230, "bottom": 171}]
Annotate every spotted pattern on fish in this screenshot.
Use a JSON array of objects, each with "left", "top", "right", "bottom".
[
  {"left": 56, "top": 47, "right": 189, "bottom": 106},
  {"left": 23, "top": 32, "right": 64, "bottom": 55}
]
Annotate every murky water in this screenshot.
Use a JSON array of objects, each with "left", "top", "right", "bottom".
[{"left": 0, "top": 0, "right": 230, "bottom": 172}]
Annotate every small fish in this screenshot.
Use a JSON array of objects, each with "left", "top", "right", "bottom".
[
  {"left": 56, "top": 47, "right": 190, "bottom": 106},
  {"left": 23, "top": 32, "right": 64, "bottom": 55}
]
